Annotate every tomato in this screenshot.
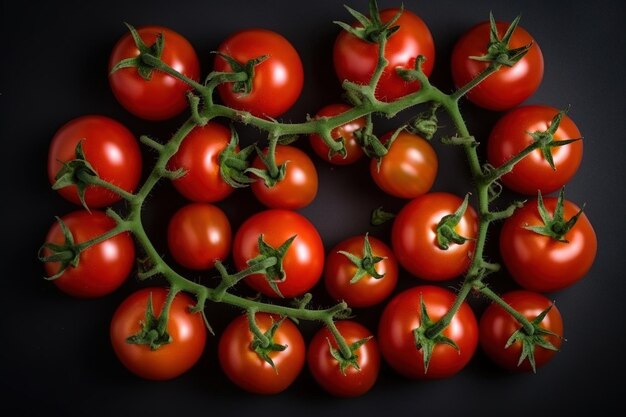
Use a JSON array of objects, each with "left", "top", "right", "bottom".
[
  {"left": 233, "top": 210, "right": 324, "bottom": 298},
  {"left": 219, "top": 313, "right": 305, "bottom": 394},
  {"left": 47, "top": 115, "right": 142, "bottom": 208},
  {"left": 370, "top": 130, "right": 438, "bottom": 199},
  {"left": 110, "top": 288, "right": 206, "bottom": 380},
  {"left": 500, "top": 196, "right": 596, "bottom": 292},
  {"left": 307, "top": 321, "right": 380, "bottom": 397},
  {"left": 392, "top": 193, "right": 478, "bottom": 280},
  {"left": 378, "top": 286, "right": 478, "bottom": 379},
  {"left": 451, "top": 20, "right": 543, "bottom": 110},
  {"left": 167, "top": 203, "right": 231, "bottom": 270},
  {"left": 324, "top": 235, "right": 398, "bottom": 308},
  {"left": 487, "top": 105, "right": 583, "bottom": 195},
  {"left": 108, "top": 25, "right": 200, "bottom": 120},
  {"left": 250, "top": 145, "right": 318, "bottom": 210},
  {"left": 309, "top": 104, "right": 365, "bottom": 165},
  {"left": 214, "top": 29, "right": 303, "bottom": 118},
  {"left": 333, "top": 8, "right": 435, "bottom": 102},
  {"left": 479, "top": 291, "right": 563, "bottom": 372},
  {"left": 42, "top": 210, "right": 135, "bottom": 298}
]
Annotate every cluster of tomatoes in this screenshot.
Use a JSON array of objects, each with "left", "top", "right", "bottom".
[{"left": 40, "top": 1, "right": 597, "bottom": 398}]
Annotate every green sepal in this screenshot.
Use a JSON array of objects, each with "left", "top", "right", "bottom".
[
  {"left": 524, "top": 188, "right": 585, "bottom": 242},
  {"left": 125, "top": 292, "right": 172, "bottom": 351},
  {"left": 110, "top": 23, "right": 164, "bottom": 80},
  {"left": 38, "top": 217, "right": 80, "bottom": 280},
  {"left": 328, "top": 336, "right": 372, "bottom": 375},
  {"left": 213, "top": 52, "right": 268, "bottom": 96},
  {"left": 529, "top": 108, "right": 581, "bottom": 171},
  {"left": 334, "top": 0, "right": 402, "bottom": 43},
  {"left": 469, "top": 13, "right": 532, "bottom": 67},
  {"left": 250, "top": 317, "right": 288, "bottom": 371},
  {"left": 370, "top": 206, "right": 396, "bottom": 226},
  {"left": 409, "top": 103, "right": 441, "bottom": 140},
  {"left": 435, "top": 194, "right": 473, "bottom": 250},
  {"left": 247, "top": 234, "right": 297, "bottom": 298},
  {"left": 358, "top": 124, "right": 405, "bottom": 170},
  {"left": 338, "top": 234, "right": 386, "bottom": 283},
  {"left": 52, "top": 141, "right": 99, "bottom": 211},
  {"left": 482, "top": 164, "right": 503, "bottom": 203},
  {"left": 245, "top": 146, "right": 288, "bottom": 187},
  {"left": 218, "top": 127, "right": 256, "bottom": 188}
]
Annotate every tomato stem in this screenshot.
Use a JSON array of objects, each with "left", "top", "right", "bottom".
[{"left": 478, "top": 286, "right": 535, "bottom": 335}]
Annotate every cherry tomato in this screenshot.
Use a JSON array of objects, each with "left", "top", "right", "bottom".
[
  {"left": 219, "top": 313, "right": 305, "bottom": 394},
  {"left": 392, "top": 193, "right": 478, "bottom": 281},
  {"left": 215, "top": 29, "right": 303, "bottom": 118},
  {"left": 307, "top": 321, "right": 380, "bottom": 397},
  {"left": 333, "top": 8, "right": 435, "bottom": 102},
  {"left": 309, "top": 104, "right": 365, "bottom": 165},
  {"left": 233, "top": 210, "right": 324, "bottom": 298},
  {"left": 47, "top": 115, "right": 142, "bottom": 208},
  {"left": 378, "top": 285, "right": 478, "bottom": 379},
  {"left": 108, "top": 26, "right": 200, "bottom": 120},
  {"left": 110, "top": 288, "right": 206, "bottom": 380},
  {"left": 370, "top": 131, "right": 438, "bottom": 199},
  {"left": 487, "top": 105, "right": 583, "bottom": 195},
  {"left": 451, "top": 20, "right": 543, "bottom": 110},
  {"left": 167, "top": 203, "right": 231, "bottom": 270},
  {"left": 480, "top": 291, "right": 563, "bottom": 372}
]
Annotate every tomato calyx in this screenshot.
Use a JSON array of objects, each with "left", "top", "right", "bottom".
[
  {"left": 528, "top": 109, "right": 582, "bottom": 171},
  {"left": 246, "top": 142, "right": 288, "bottom": 187},
  {"left": 214, "top": 52, "right": 268, "bottom": 96},
  {"left": 328, "top": 335, "right": 372, "bottom": 375},
  {"left": 338, "top": 234, "right": 386, "bottom": 283},
  {"left": 370, "top": 206, "right": 395, "bottom": 226},
  {"left": 52, "top": 141, "right": 100, "bottom": 210},
  {"left": 357, "top": 123, "right": 404, "bottom": 168},
  {"left": 110, "top": 23, "right": 164, "bottom": 80},
  {"left": 335, "top": 0, "right": 402, "bottom": 44},
  {"left": 248, "top": 313, "right": 287, "bottom": 371},
  {"left": 248, "top": 234, "right": 297, "bottom": 298},
  {"left": 409, "top": 103, "right": 440, "bottom": 140},
  {"left": 218, "top": 128, "right": 256, "bottom": 188},
  {"left": 126, "top": 291, "right": 175, "bottom": 350},
  {"left": 524, "top": 189, "right": 585, "bottom": 242},
  {"left": 38, "top": 217, "right": 81, "bottom": 280},
  {"left": 469, "top": 13, "right": 532, "bottom": 68},
  {"left": 436, "top": 194, "right": 473, "bottom": 250}
]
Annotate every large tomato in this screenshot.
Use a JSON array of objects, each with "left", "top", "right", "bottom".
[
  {"left": 309, "top": 103, "right": 365, "bottom": 165},
  {"left": 47, "top": 115, "right": 142, "bottom": 208}
]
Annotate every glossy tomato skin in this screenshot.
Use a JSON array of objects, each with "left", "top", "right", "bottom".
[
  {"left": 110, "top": 288, "right": 206, "bottom": 380},
  {"left": 488, "top": 105, "right": 583, "bottom": 195},
  {"left": 334, "top": 8, "right": 435, "bottom": 102},
  {"left": 233, "top": 210, "right": 324, "bottom": 298},
  {"left": 47, "top": 115, "right": 142, "bottom": 208},
  {"left": 480, "top": 291, "right": 563, "bottom": 372},
  {"left": 392, "top": 193, "right": 478, "bottom": 280},
  {"left": 378, "top": 286, "right": 478, "bottom": 379},
  {"left": 43, "top": 210, "right": 135, "bottom": 298},
  {"left": 325, "top": 235, "right": 398, "bottom": 308},
  {"left": 219, "top": 313, "right": 305, "bottom": 394},
  {"left": 307, "top": 321, "right": 380, "bottom": 397},
  {"left": 370, "top": 131, "right": 438, "bottom": 199},
  {"left": 451, "top": 21, "right": 543, "bottom": 110},
  {"left": 215, "top": 29, "right": 303, "bottom": 118},
  {"left": 309, "top": 104, "right": 365, "bottom": 165},
  {"left": 167, "top": 203, "right": 231, "bottom": 270},
  {"left": 109, "top": 26, "right": 200, "bottom": 120},
  {"left": 251, "top": 145, "right": 318, "bottom": 210},
  {"left": 500, "top": 197, "right": 596, "bottom": 292}
]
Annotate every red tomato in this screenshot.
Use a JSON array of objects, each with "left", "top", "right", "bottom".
[
  {"left": 309, "top": 104, "right": 365, "bottom": 165},
  {"left": 392, "top": 193, "right": 478, "bottom": 280},
  {"left": 307, "top": 321, "right": 380, "bottom": 397},
  {"left": 378, "top": 286, "right": 478, "bottom": 379},
  {"left": 500, "top": 197, "right": 596, "bottom": 292},
  {"left": 451, "top": 20, "right": 543, "bottom": 110},
  {"left": 250, "top": 145, "right": 318, "bottom": 210},
  {"left": 214, "top": 29, "right": 304, "bottom": 118},
  {"left": 110, "top": 288, "right": 206, "bottom": 380},
  {"left": 324, "top": 235, "right": 398, "bottom": 308},
  {"left": 167, "top": 203, "right": 231, "bottom": 270},
  {"left": 47, "top": 115, "right": 142, "bottom": 208},
  {"left": 219, "top": 313, "right": 305, "bottom": 394},
  {"left": 233, "top": 210, "right": 324, "bottom": 298},
  {"left": 333, "top": 8, "right": 435, "bottom": 102},
  {"left": 370, "top": 131, "right": 438, "bottom": 199},
  {"left": 108, "top": 26, "right": 200, "bottom": 120},
  {"left": 487, "top": 105, "right": 583, "bottom": 195},
  {"left": 42, "top": 210, "right": 135, "bottom": 298},
  {"left": 479, "top": 291, "right": 563, "bottom": 372}
]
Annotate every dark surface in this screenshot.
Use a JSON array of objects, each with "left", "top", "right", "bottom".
[{"left": 2, "top": 0, "right": 624, "bottom": 415}]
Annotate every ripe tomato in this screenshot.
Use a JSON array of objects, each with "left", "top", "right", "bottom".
[
  {"left": 110, "top": 288, "right": 206, "bottom": 380},
  {"left": 108, "top": 25, "right": 200, "bottom": 120},
  {"left": 487, "top": 105, "right": 583, "bottom": 195},
  {"left": 214, "top": 29, "right": 303, "bottom": 118},
  {"left": 307, "top": 321, "right": 380, "bottom": 397},
  {"left": 378, "top": 286, "right": 478, "bottom": 379},
  {"left": 333, "top": 8, "right": 435, "bottom": 102},
  {"left": 47, "top": 115, "right": 142, "bottom": 208},
  {"left": 167, "top": 203, "right": 231, "bottom": 270},
  {"left": 451, "top": 20, "right": 543, "bottom": 110},
  {"left": 250, "top": 145, "right": 318, "bottom": 210},
  {"left": 370, "top": 130, "right": 438, "bottom": 199},
  {"left": 219, "top": 313, "right": 305, "bottom": 394},
  {"left": 42, "top": 210, "right": 135, "bottom": 298},
  {"left": 479, "top": 291, "right": 563, "bottom": 372},
  {"left": 500, "top": 197, "right": 596, "bottom": 292},
  {"left": 392, "top": 193, "right": 478, "bottom": 280},
  {"left": 324, "top": 235, "right": 398, "bottom": 308},
  {"left": 233, "top": 210, "right": 324, "bottom": 298},
  {"left": 309, "top": 104, "right": 365, "bottom": 165}
]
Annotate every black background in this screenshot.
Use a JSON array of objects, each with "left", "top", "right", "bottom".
[{"left": 2, "top": 0, "right": 625, "bottom": 415}]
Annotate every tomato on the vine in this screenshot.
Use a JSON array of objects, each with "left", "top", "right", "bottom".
[{"left": 309, "top": 104, "right": 365, "bottom": 165}]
